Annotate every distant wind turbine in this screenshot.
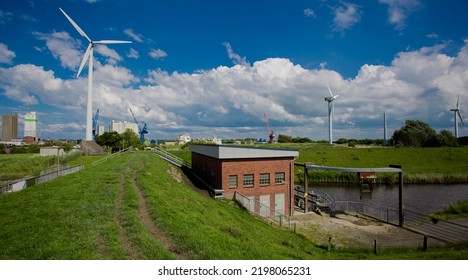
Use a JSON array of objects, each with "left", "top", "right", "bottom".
[
  {"left": 59, "top": 8, "right": 131, "bottom": 141},
  {"left": 450, "top": 95, "right": 465, "bottom": 138},
  {"left": 325, "top": 85, "right": 339, "bottom": 144}
]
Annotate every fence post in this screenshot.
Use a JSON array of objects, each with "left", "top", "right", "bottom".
[
  {"left": 328, "top": 237, "right": 332, "bottom": 252},
  {"left": 374, "top": 239, "right": 378, "bottom": 255},
  {"left": 390, "top": 164, "right": 404, "bottom": 227},
  {"left": 303, "top": 164, "right": 308, "bottom": 213},
  {"left": 423, "top": 235, "right": 428, "bottom": 252}
]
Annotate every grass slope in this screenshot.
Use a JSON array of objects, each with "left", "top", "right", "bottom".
[
  {"left": 170, "top": 144, "right": 468, "bottom": 183},
  {"left": 0, "top": 154, "right": 51, "bottom": 183},
  {"left": 1, "top": 152, "right": 467, "bottom": 259}
]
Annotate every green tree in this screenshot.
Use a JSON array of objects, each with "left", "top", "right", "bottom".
[
  {"left": 277, "top": 134, "right": 292, "bottom": 143},
  {"left": 96, "top": 131, "right": 122, "bottom": 152},
  {"left": 437, "top": 130, "right": 458, "bottom": 147},
  {"left": 120, "top": 129, "right": 141, "bottom": 150},
  {"left": 391, "top": 120, "right": 439, "bottom": 147}
]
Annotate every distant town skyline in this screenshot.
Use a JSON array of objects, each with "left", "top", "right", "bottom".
[{"left": 1, "top": 0, "right": 468, "bottom": 141}]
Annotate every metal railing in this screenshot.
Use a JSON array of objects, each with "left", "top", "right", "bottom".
[
  {"left": 35, "top": 165, "right": 84, "bottom": 184},
  {"left": 1, "top": 164, "right": 84, "bottom": 195},
  {"left": 91, "top": 147, "right": 131, "bottom": 166},
  {"left": 153, "top": 148, "right": 191, "bottom": 168},
  {"left": 152, "top": 148, "right": 222, "bottom": 198},
  {"left": 403, "top": 210, "right": 468, "bottom": 243},
  {"left": 333, "top": 201, "right": 400, "bottom": 224},
  {"left": 233, "top": 191, "right": 291, "bottom": 228}
]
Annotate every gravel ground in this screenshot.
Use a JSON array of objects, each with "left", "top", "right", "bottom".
[{"left": 291, "top": 211, "right": 446, "bottom": 249}]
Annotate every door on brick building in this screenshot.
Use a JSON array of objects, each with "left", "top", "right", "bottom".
[
  {"left": 259, "top": 194, "right": 270, "bottom": 218},
  {"left": 275, "top": 193, "right": 285, "bottom": 216}
]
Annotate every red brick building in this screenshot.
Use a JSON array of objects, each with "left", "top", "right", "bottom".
[{"left": 190, "top": 144, "right": 299, "bottom": 216}]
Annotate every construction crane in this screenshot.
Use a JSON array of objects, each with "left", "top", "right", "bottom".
[
  {"left": 263, "top": 113, "right": 275, "bottom": 144},
  {"left": 92, "top": 108, "right": 99, "bottom": 140},
  {"left": 129, "top": 107, "right": 148, "bottom": 143}
]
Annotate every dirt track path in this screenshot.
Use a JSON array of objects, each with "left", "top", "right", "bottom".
[
  {"left": 112, "top": 161, "right": 189, "bottom": 259},
  {"left": 131, "top": 169, "right": 189, "bottom": 259}
]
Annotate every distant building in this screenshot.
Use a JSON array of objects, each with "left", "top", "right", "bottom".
[
  {"left": 178, "top": 133, "right": 191, "bottom": 143},
  {"left": 24, "top": 112, "right": 38, "bottom": 141},
  {"left": 190, "top": 144, "right": 299, "bottom": 216},
  {"left": 97, "top": 125, "right": 105, "bottom": 136},
  {"left": 2, "top": 114, "right": 18, "bottom": 141},
  {"left": 109, "top": 120, "right": 139, "bottom": 135}
]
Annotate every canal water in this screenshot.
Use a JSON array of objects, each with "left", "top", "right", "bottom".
[{"left": 311, "top": 183, "right": 468, "bottom": 215}]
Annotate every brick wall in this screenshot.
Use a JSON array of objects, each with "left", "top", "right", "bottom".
[{"left": 192, "top": 152, "right": 295, "bottom": 215}]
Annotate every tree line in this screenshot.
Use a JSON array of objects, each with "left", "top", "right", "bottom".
[
  {"left": 96, "top": 129, "right": 142, "bottom": 152},
  {"left": 278, "top": 120, "right": 467, "bottom": 147}
]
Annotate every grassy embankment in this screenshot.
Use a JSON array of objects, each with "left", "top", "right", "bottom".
[
  {"left": 0, "top": 152, "right": 97, "bottom": 185},
  {"left": 0, "top": 154, "right": 51, "bottom": 184},
  {"left": 170, "top": 143, "right": 468, "bottom": 184},
  {"left": 2, "top": 151, "right": 467, "bottom": 259}
]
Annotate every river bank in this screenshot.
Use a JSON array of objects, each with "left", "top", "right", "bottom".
[{"left": 298, "top": 170, "right": 468, "bottom": 185}]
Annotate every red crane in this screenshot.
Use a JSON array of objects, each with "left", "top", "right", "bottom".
[{"left": 263, "top": 113, "right": 275, "bottom": 143}]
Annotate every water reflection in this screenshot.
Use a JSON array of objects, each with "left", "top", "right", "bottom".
[{"left": 311, "top": 183, "right": 468, "bottom": 215}]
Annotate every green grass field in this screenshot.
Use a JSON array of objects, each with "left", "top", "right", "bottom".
[
  {"left": 0, "top": 154, "right": 52, "bottom": 184},
  {"left": 170, "top": 143, "right": 468, "bottom": 184},
  {"left": 1, "top": 151, "right": 467, "bottom": 259}
]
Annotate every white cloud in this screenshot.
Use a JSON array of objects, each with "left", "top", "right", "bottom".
[
  {"left": 0, "top": 43, "right": 16, "bottom": 64},
  {"left": 149, "top": 48, "right": 167, "bottom": 60},
  {"left": 379, "top": 0, "right": 421, "bottom": 30},
  {"left": 123, "top": 28, "right": 144, "bottom": 43},
  {"left": 44, "top": 122, "right": 85, "bottom": 133},
  {"left": 0, "top": 64, "right": 67, "bottom": 105},
  {"left": 0, "top": 10, "right": 14, "bottom": 24},
  {"left": 95, "top": 44, "right": 123, "bottom": 65},
  {"left": 304, "top": 8, "right": 317, "bottom": 18},
  {"left": 222, "top": 42, "right": 250, "bottom": 67},
  {"left": 331, "top": 2, "right": 362, "bottom": 32},
  {"left": 127, "top": 48, "right": 140, "bottom": 59},
  {"left": 2, "top": 40, "right": 468, "bottom": 140},
  {"left": 33, "top": 31, "right": 82, "bottom": 70},
  {"left": 21, "top": 14, "right": 37, "bottom": 22}
]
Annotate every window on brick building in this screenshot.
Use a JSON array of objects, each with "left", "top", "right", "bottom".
[
  {"left": 275, "top": 172, "right": 285, "bottom": 184},
  {"left": 229, "top": 175, "right": 238, "bottom": 188},
  {"left": 259, "top": 173, "right": 270, "bottom": 186},
  {"left": 243, "top": 174, "right": 254, "bottom": 187}
]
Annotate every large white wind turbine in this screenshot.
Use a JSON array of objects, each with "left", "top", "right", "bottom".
[
  {"left": 324, "top": 85, "right": 339, "bottom": 144},
  {"left": 60, "top": 8, "right": 131, "bottom": 141},
  {"left": 450, "top": 95, "right": 465, "bottom": 138}
]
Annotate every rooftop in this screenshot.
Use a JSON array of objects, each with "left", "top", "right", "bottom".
[{"left": 189, "top": 144, "right": 299, "bottom": 159}]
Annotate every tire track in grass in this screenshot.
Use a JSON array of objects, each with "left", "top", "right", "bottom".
[
  {"left": 115, "top": 174, "right": 139, "bottom": 259},
  {"left": 131, "top": 166, "right": 190, "bottom": 260}
]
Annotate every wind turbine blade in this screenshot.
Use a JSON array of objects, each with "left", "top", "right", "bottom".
[
  {"left": 94, "top": 40, "right": 132, "bottom": 44},
  {"left": 77, "top": 44, "right": 92, "bottom": 77},
  {"left": 458, "top": 110, "right": 465, "bottom": 126},
  {"left": 327, "top": 85, "right": 334, "bottom": 97},
  {"left": 334, "top": 95, "right": 340, "bottom": 100},
  {"left": 457, "top": 95, "right": 460, "bottom": 109},
  {"left": 59, "top": 8, "right": 91, "bottom": 43}
]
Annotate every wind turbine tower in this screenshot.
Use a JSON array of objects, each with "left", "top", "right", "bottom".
[
  {"left": 324, "top": 85, "right": 339, "bottom": 144},
  {"left": 384, "top": 113, "right": 388, "bottom": 146},
  {"left": 450, "top": 95, "right": 465, "bottom": 138},
  {"left": 60, "top": 8, "right": 131, "bottom": 141}
]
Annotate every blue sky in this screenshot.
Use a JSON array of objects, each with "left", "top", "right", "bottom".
[{"left": 1, "top": 0, "right": 468, "bottom": 141}]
